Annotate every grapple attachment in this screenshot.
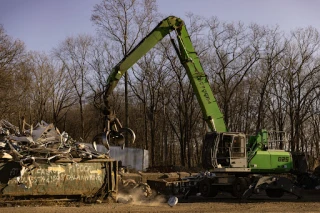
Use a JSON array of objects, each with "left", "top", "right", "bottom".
[{"left": 92, "top": 111, "right": 136, "bottom": 151}]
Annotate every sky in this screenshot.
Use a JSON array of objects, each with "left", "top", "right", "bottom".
[{"left": 0, "top": 0, "right": 319, "bottom": 53}]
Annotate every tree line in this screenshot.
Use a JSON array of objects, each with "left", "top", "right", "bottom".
[{"left": 1, "top": 0, "right": 320, "bottom": 169}]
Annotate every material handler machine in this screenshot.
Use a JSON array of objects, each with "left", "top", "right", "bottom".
[{"left": 102, "top": 16, "right": 303, "bottom": 199}]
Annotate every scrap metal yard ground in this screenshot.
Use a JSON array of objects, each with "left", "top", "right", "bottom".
[
  {"left": 1, "top": 202, "right": 320, "bottom": 213},
  {"left": 1, "top": 192, "right": 320, "bottom": 213}
]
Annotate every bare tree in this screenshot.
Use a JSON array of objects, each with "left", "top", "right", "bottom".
[
  {"left": 157, "top": 14, "right": 206, "bottom": 168},
  {"left": 0, "top": 25, "right": 26, "bottom": 118},
  {"left": 164, "top": 50, "right": 202, "bottom": 168},
  {"left": 27, "top": 52, "right": 55, "bottom": 122},
  {"left": 54, "top": 35, "right": 94, "bottom": 139},
  {"left": 254, "top": 26, "right": 287, "bottom": 132},
  {"left": 91, "top": 0, "right": 158, "bottom": 146},
  {"left": 50, "top": 62, "right": 77, "bottom": 127},
  {"left": 128, "top": 45, "right": 173, "bottom": 165},
  {"left": 205, "top": 17, "right": 260, "bottom": 131},
  {"left": 309, "top": 97, "right": 320, "bottom": 168},
  {"left": 280, "top": 27, "right": 320, "bottom": 152},
  {"left": 85, "top": 39, "right": 116, "bottom": 133}
]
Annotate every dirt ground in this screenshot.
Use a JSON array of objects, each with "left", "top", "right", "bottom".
[
  {"left": 1, "top": 201, "right": 320, "bottom": 213},
  {"left": 1, "top": 192, "right": 320, "bottom": 213}
]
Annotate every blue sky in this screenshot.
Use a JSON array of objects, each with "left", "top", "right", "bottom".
[{"left": 0, "top": 0, "right": 319, "bottom": 52}]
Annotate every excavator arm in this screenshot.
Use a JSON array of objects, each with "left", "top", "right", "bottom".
[{"left": 104, "top": 16, "right": 227, "bottom": 133}]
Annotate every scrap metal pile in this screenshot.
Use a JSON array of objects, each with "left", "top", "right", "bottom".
[{"left": 0, "top": 119, "right": 110, "bottom": 166}]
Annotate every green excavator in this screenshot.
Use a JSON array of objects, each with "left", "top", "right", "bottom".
[{"left": 101, "top": 16, "right": 303, "bottom": 199}]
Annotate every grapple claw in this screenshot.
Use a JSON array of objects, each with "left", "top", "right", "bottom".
[{"left": 118, "top": 127, "right": 136, "bottom": 144}]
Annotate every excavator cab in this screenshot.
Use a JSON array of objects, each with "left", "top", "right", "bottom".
[
  {"left": 217, "top": 133, "right": 247, "bottom": 168},
  {"left": 202, "top": 132, "right": 247, "bottom": 170}
]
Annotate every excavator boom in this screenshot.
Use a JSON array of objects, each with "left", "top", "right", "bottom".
[{"left": 105, "top": 16, "right": 226, "bottom": 132}]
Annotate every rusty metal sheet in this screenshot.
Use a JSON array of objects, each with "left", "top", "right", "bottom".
[{"left": 0, "top": 158, "right": 118, "bottom": 198}]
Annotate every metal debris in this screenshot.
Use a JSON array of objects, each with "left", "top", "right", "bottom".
[
  {"left": 168, "top": 196, "right": 178, "bottom": 207},
  {"left": 0, "top": 119, "right": 110, "bottom": 163}
]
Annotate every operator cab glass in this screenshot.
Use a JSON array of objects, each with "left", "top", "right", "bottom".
[
  {"left": 231, "top": 136, "right": 245, "bottom": 157},
  {"left": 216, "top": 133, "right": 246, "bottom": 168}
]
